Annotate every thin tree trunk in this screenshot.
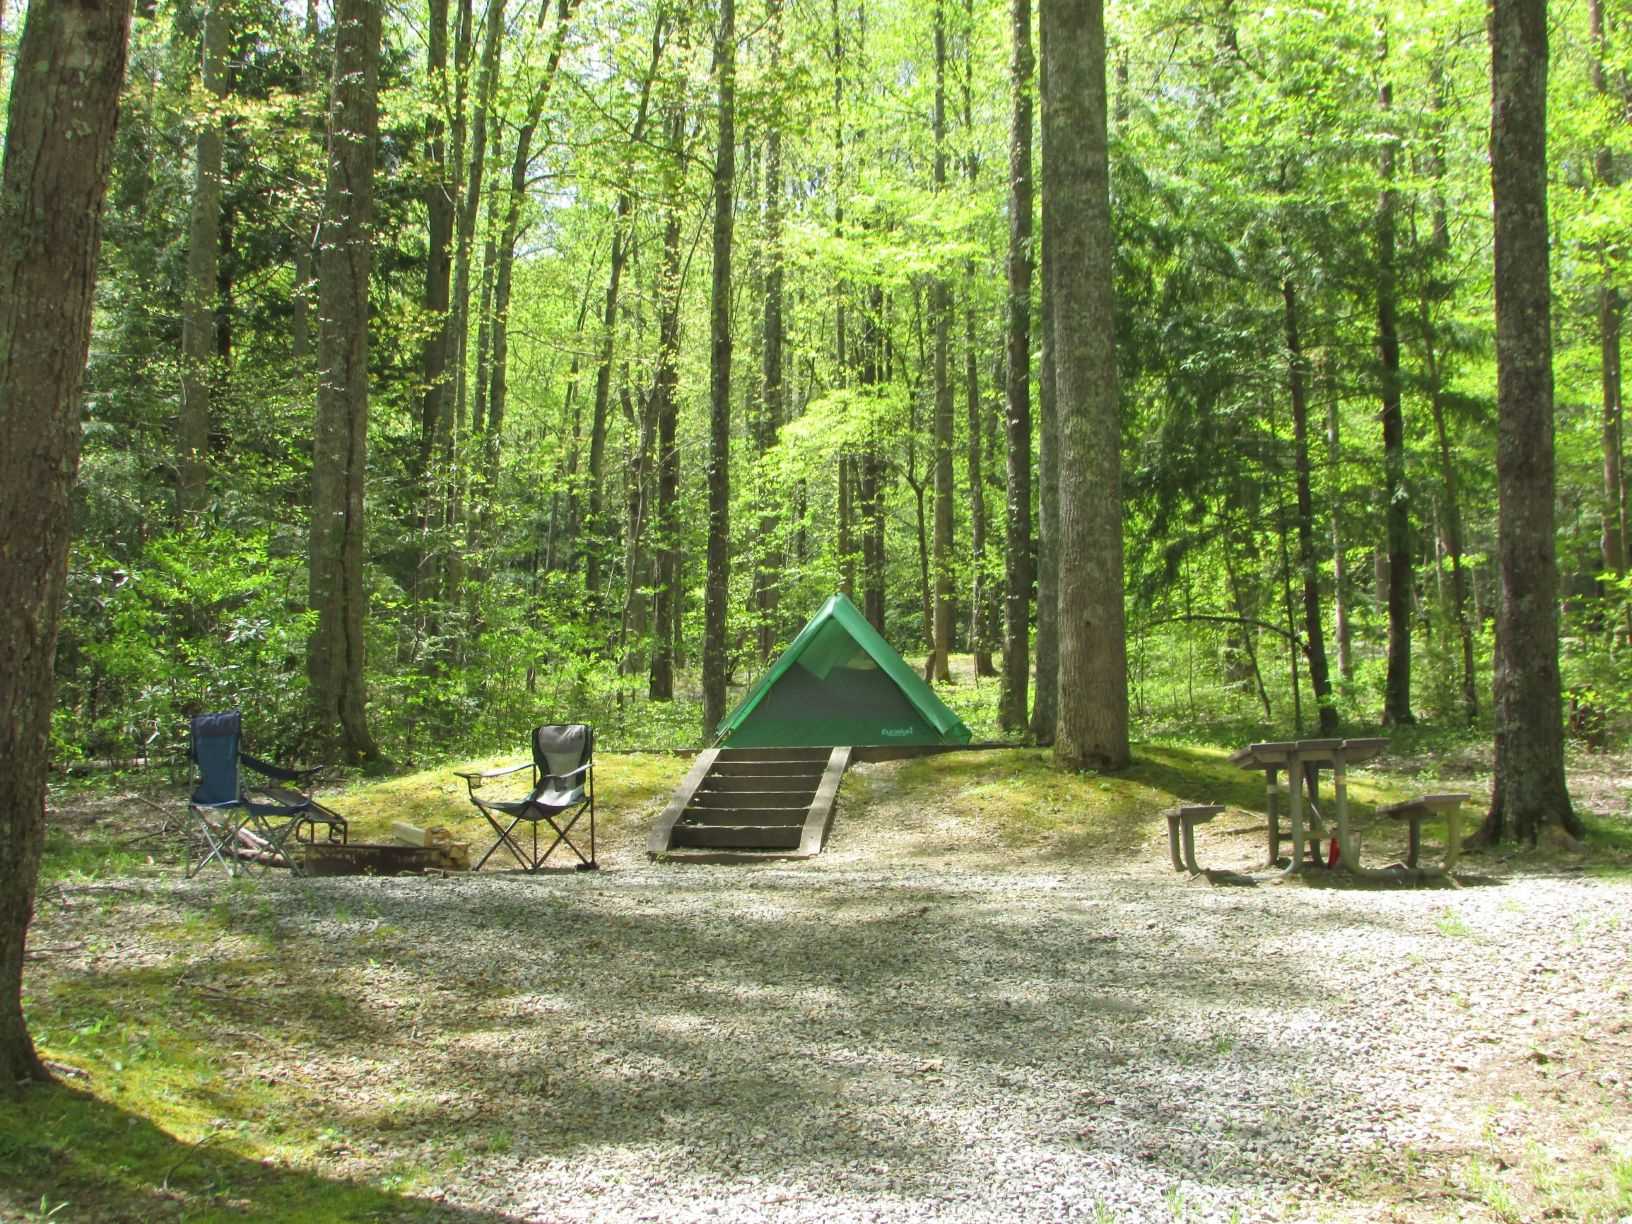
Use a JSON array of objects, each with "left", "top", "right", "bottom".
[
  {"left": 930, "top": 0, "right": 955, "bottom": 684},
  {"left": 1000, "top": 0, "right": 1034, "bottom": 732},
  {"left": 649, "top": 108, "right": 684, "bottom": 701},
  {"left": 1029, "top": 37, "right": 1059, "bottom": 746},
  {"left": 1042, "top": 0, "right": 1125, "bottom": 768},
  {"left": 1283, "top": 280, "right": 1337, "bottom": 733},
  {"left": 756, "top": 0, "right": 786, "bottom": 660},
  {"left": 291, "top": 0, "right": 319, "bottom": 363},
  {"left": 308, "top": 0, "right": 382, "bottom": 762},
  {"left": 1324, "top": 358, "right": 1353, "bottom": 681},
  {"left": 419, "top": 0, "right": 453, "bottom": 474},
  {"left": 1482, "top": 0, "right": 1582, "bottom": 844},
  {"left": 0, "top": 0, "right": 133, "bottom": 1095},
  {"left": 1591, "top": 0, "right": 1628, "bottom": 587},
  {"left": 703, "top": 0, "right": 736, "bottom": 738},
  {"left": 963, "top": 0, "right": 994, "bottom": 677},
  {"left": 1377, "top": 30, "right": 1414, "bottom": 725},
  {"left": 178, "top": 0, "right": 227, "bottom": 516}
]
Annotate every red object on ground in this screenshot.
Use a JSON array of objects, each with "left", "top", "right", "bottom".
[{"left": 1327, "top": 836, "right": 1340, "bottom": 867}]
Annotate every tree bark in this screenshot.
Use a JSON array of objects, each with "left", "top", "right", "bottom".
[
  {"left": 0, "top": 0, "right": 132, "bottom": 1094},
  {"left": 1000, "top": 0, "right": 1034, "bottom": 733},
  {"left": 177, "top": 0, "right": 228, "bottom": 516},
  {"left": 1482, "top": 0, "right": 1582, "bottom": 844},
  {"left": 1283, "top": 280, "right": 1337, "bottom": 734},
  {"left": 1043, "top": 0, "right": 1127, "bottom": 771},
  {"left": 703, "top": 0, "right": 736, "bottom": 739},
  {"left": 307, "top": 0, "right": 381, "bottom": 762}
]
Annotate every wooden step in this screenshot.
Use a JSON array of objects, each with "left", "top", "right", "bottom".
[
  {"left": 708, "top": 761, "right": 825, "bottom": 778},
  {"left": 681, "top": 808, "right": 808, "bottom": 827},
  {"left": 688, "top": 789, "right": 814, "bottom": 809},
  {"left": 671, "top": 823, "right": 804, "bottom": 850},
  {"left": 697, "top": 774, "right": 822, "bottom": 795}
]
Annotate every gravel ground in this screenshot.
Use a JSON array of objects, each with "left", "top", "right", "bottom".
[{"left": 28, "top": 760, "right": 1632, "bottom": 1223}]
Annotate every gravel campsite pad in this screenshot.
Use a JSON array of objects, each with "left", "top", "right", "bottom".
[{"left": 22, "top": 758, "right": 1632, "bottom": 1223}]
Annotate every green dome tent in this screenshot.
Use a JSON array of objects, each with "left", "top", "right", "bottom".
[{"left": 715, "top": 593, "right": 973, "bottom": 748}]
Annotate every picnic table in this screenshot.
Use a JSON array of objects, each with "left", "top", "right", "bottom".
[{"left": 1229, "top": 737, "right": 1388, "bottom": 877}]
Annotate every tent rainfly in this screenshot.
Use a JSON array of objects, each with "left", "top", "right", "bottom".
[{"left": 715, "top": 593, "right": 973, "bottom": 748}]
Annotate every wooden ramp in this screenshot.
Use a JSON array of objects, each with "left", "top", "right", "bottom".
[{"left": 647, "top": 746, "right": 851, "bottom": 862}]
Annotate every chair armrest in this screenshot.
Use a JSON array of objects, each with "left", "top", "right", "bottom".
[
  {"left": 242, "top": 752, "right": 322, "bottom": 786},
  {"left": 454, "top": 761, "right": 534, "bottom": 793}
]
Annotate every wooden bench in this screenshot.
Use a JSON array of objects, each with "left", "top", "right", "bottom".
[
  {"left": 1378, "top": 793, "right": 1471, "bottom": 874},
  {"left": 1164, "top": 804, "right": 1225, "bottom": 874}
]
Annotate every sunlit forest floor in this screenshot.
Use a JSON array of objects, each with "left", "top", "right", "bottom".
[{"left": 7, "top": 734, "right": 1631, "bottom": 1222}]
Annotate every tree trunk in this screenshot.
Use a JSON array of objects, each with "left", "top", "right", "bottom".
[
  {"left": 1591, "top": 0, "right": 1628, "bottom": 587},
  {"left": 307, "top": 0, "right": 381, "bottom": 763},
  {"left": 756, "top": 0, "right": 786, "bottom": 661},
  {"left": 1376, "top": 37, "right": 1414, "bottom": 726},
  {"left": 1324, "top": 359, "right": 1353, "bottom": 682},
  {"left": 962, "top": 3, "right": 994, "bottom": 678},
  {"left": 587, "top": 12, "right": 662, "bottom": 606},
  {"left": 418, "top": 0, "right": 453, "bottom": 477},
  {"left": 291, "top": 0, "right": 319, "bottom": 363},
  {"left": 1481, "top": 0, "right": 1582, "bottom": 844},
  {"left": 1000, "top": 0, "right": 1034, "bottom": 733},
  {"left": 649, "top": 106, "right": 685, "bottom": 702},
  {"left": 1043, "top": 0, "right": 1127, "bottom": 770},
  {"left": 703, "top": 0, "right": 736, "bottom": 739},
  {"left": 1030, "top": 39, "right": 1059, "bottom": 747},
  {"left": 930, "top": 0, "right": 955, "bottom": 685},
  {"left": 0, "top": 0, "right": 132, "bottom": 1095},
  {"left": 177, "top": 0, "right": 227, "bottom": 516},
  {"left": 1283, "top": 280, "right": 1337, "bottom": 734}
]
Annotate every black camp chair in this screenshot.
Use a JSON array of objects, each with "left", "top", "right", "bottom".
[
  {"left": 456, "top": 724, "right": 597, "bottom": 872},
  {"left": 186, "top": 710, "right": 347, "bottom": 879}
]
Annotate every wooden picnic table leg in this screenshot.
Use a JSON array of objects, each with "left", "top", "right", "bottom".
[
  {"left": 1264, "top": 765, "right": 1281, "bottom": 866},
  {"left": 1332, "top": 751, "right": 1360, "bottom": 869},
  {"left": 1442, "top": 804, "right": 1462, "bottom": 874},
  {"left": 1165, "top": 811, "right": 1187, "bottom": 873},
  {"left": 1284, "top": 750, "right": 1308, "bottom": 875}
]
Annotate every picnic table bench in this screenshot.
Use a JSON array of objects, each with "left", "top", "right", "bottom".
[
  {"left": 1230, "top": 737, "right": 1387, "bottom": 875},
  {"left": 1378, "top": 792, "right": 1471, "bottom": 876}
]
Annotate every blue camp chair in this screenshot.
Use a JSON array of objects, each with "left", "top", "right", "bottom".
[
  {"left": 455, "top": 724, "right": 597, "bottom": 872},
  {"left": 186, "top": 710, "right": 347, "bottom": 878}
]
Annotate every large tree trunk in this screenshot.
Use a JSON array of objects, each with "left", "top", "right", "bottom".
[
  {"left": 0, "top": 0, "right": 132, "bottom": 1095},
  {"left": 1000, "top": 0, "right": 1034, "bottom": 733},
  {"left": 1482, "top": 0, "right": 1582, "bottom": 844},
  {"left": 703, "top": 0, "right": 736, "bottom": 739},
  {"left": 307, "top": 0, "right": 381, "bottom": 763},
  {"left": 930, "top": 0, "right": 955, "bottom": 684},
  {"left": 1376, "top": 38, "right": 1414, "bottom": 726},
  {"left": 1042, "top": 0, "right": 1127, "bottom": 771},
  {"left": 1283, "top": 280, "right": 1337, "bottom": 734},
  {"left": 177, "top": 0, "right": 227, "bottom": 516}
]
